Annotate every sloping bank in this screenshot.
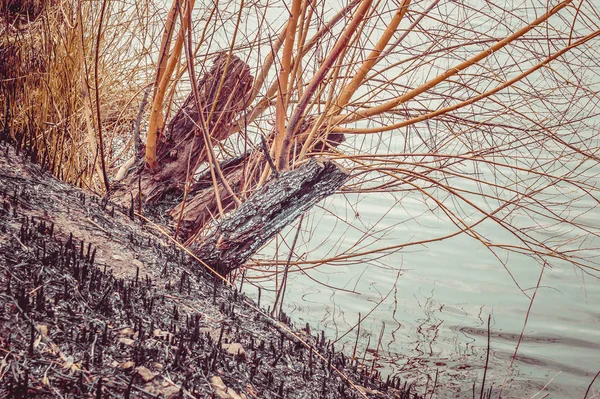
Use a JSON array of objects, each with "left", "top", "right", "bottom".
[{"left": 0, "top": 141, "right": 425, "bottom": 398}]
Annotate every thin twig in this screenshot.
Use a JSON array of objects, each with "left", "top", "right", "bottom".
[
  {"left": 134, "top": 87, "right": 150, "bottom": 159},
  {"left": 94, "top": 0, "right": 110, "bottom": 192},
  {"left": 480, "top": 314, "right": 491, "bottom": 399}
]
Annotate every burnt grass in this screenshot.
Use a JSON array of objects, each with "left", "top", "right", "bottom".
[{"left": 0, "top": 139, "right": 427, "bottom": 398}]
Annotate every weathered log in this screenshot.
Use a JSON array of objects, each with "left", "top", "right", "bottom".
[
  {"left": 169, "top": 152, "right": 257, "bottom": 243},
  {"left": 109, "top": 53, "right": 253, "bottom": 205},
  {"left": 168, "top": 129, "right": 345, "bottom": 244},
  {"left": 109, "top": 53, "right": 349, "bottom": 272},
  {"left": 154, "top": 52, "right": 253, "bottom": 198},
  {"left": 193, "top": 157, "right": 349, "bottom": 276}
]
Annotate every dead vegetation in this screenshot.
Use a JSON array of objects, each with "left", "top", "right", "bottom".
[
  {"left": 0, "top": 140, "right": 426, "bottom": 398},
  {"left": 2, "top": 0, "right": 600, "bottom": 395},
  {"left": 2, "top": 0, "right": 599, "bottom": 278}
]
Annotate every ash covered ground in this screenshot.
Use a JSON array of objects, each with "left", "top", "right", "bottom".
[{"left": 0, "top": 140, "right": 425, "bottom": 399}]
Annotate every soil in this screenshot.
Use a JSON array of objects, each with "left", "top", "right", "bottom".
[{"left": 0, "top": 140, "right": 425, "bottom": 398}]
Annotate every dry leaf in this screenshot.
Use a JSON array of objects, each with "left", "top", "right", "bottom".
[
  {"left": 135, "top": 366, "right": 156, "bottom": 382},
  {"left": 222, "top": 343, "right": 245, "bottom": 358},
  {"left": 42, "top": 372, "right": 50, "bottom": 386},
  {"left": 119, "top": 361, "right": 135, "bottom": 370},
  {"left": 36, "top": 324, "right": 49, "bottom": 337},
  {"left": 151, "top": 362, "right": 163, "bottom": 370},
  {"left": 119, "top": 337, "right": 135, "bottom": 346},
  {"left": 119, "top": 327, "right": 135, "bottom": 337},
  {"left": 33, "top": 324, "right": 49, "bottom": 349},
  {"left": 210, "top": 376, "right": 226, "bottom": 391}
]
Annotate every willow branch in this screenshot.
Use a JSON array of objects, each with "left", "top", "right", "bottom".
[
  {"left": 277, "top": 0, "right": 374, "bottom": 171},
  {"left": 94, "top": 0, "right": 110, "bottom": 192},
  {"left": 334, "top": 28, "right": 600, "bottom": 134},
  {"left": 331, "top": 0, "right": 573, "bottom": 125}
]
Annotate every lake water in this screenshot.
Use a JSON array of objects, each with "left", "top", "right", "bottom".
[{"left": 247, "top": 178, "right": 600, "bottom": 398}]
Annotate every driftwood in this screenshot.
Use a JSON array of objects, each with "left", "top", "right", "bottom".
[
  {"left": 169, "top": 152, "right": 256, "bottom": 243},
  {"left": 151, "top": 53, "right": 253, "bottom": 201},
  {"left": 193, "top": 157, "right": 349, "bottom": 276}
]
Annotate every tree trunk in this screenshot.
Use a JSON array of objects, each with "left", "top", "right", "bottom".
[
  {"left": 109, "top": 54, "right": 348, "bottom": 275},
  {"left": 193, "top": 157, "right": 349, "bottom": 276},
  {"left": 110, "top": 53, "right": 254, "bottom": 205}
]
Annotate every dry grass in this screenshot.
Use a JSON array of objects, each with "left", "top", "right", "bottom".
[{"left": 1, "top": 0, "right": 157, "bottom": 191}]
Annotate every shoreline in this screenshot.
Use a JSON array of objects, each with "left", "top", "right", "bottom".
[{"left": 0, "top": 140, "right": 424, "bottom": 398}]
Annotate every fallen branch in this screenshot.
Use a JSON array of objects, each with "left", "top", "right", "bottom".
[{"left": 193, "top": 157, "right": 349, "bottom": 275}]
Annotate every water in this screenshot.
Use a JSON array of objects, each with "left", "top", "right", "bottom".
[
  {"left": 226, "top": 2, "right": 600, "bottom": 396},
  {"left": 247, "top": 183, "right": 600, "bottom": 397}
]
